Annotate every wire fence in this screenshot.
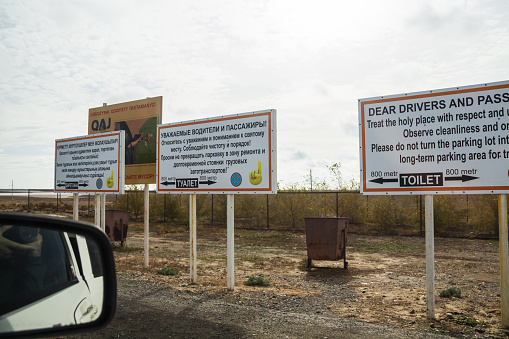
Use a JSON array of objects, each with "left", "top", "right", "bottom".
[{"left": 1, "top": 189, "right": 503, "bottom": 238}]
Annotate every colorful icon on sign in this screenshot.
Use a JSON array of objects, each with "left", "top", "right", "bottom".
[
  {"left": 107, "top": 170, "right": 114, "bottom": 188},
  {"left": 231, "top": 172, "right": 242, "bottom": 187},
  {"left": 249, "top": 161, "right": 262, "bottom": 185},
  {"left": 96, "top": 178, "right": 103, "bottom": 189}
]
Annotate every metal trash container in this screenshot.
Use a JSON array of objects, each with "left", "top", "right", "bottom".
[
  {"left": 305, "top": 217, "right": 348, "bottom": 268},
  {"left": 105, "top": 210, "right": 130, "bottom": 246}
]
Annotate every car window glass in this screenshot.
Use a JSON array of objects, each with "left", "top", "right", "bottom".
[
  {"left": 0, "top": 225, "right": 78, "bottom": 316},
  {"left": 67, "top": 233, "right": 83, "bottom": 276},
  {"left": 85, "top": 235, "right": 104, "bottom": 277}
]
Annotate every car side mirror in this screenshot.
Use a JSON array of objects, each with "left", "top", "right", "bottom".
[{"left": 0, "top": 212, "right": 116, "bottom": 338}]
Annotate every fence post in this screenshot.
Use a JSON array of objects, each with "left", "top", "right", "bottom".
[
  {"left": 466, "top": 194, "right": 469, "bottom": 223},
  {"left": 365, "top": 195, "right": 368, "bottom": 221},
  {"left": 266, "top": 194, "right": 269, "bottom": 229},
  {"left": 336, "top": 192, "right": 339, "bottom": 217}
]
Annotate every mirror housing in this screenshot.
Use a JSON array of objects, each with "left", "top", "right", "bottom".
[{"left": 0, "top": 212, "right": 116, "bottom": 338}]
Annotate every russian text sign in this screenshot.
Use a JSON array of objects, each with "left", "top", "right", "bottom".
[
  {"left": 55, "top": 131, "right": 125, "bottom": 193},
  {"left": 88, "top": 96, "right": 162, "bottom": 184},
  {"left": 157, "top": 110, "right": 277, "bottom": 194},
  {"left": 359, "top": 81, "right": 509, "bottom": 195}
]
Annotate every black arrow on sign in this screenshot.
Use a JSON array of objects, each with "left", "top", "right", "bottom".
[
  {"left": 444, "top": 175, "right": 479, "bottom": 182},
  {"left": 369, "top": 177, "right": 399, "bottom": 185},
  {"left": 160, "top": 181, "right": 176, "bottom": 186},
  {"left": 79, "top": 183, "right": 88, "bottom": 187},
  {"left": 199, "top": 180, "right": 216, "bottom": 185},
  {"left": 56, "top": 183, "right": 66, "bottom": 187}
]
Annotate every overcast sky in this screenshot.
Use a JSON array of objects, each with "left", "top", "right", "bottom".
[{"left": 1, "top": 0, "right": 508, "bottom": 190}]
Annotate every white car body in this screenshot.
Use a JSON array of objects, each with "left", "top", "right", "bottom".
[{"left": 0, "top": 233, "right": 104, "bottom": 332}]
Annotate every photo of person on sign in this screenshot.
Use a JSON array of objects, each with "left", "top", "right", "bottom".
[{"left": 115, "top": 117, "right": 156, "bottom": 165}]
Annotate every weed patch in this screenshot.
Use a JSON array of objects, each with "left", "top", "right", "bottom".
[
  {"left": 450, "top": 316, "right": 488, "bottom": 327},
  {"left": 244, "top": 275, "right": 270, "bottom": 286},
  {"left": 155, "top": 267, "right": 179, "bottom": 276},
  {"left": 439, "top": 288, "right": 462, "bottom": 298},
  {"left": 111, "top": 244, "right": 142, "bottom": 252}
]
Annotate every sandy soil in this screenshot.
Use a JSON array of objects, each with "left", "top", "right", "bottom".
[
  {"left": 113, "top": 222, "right": 507, "bottom": 338},
  {"left": 1, "top": 198, "right": 508, "bottom": 338}
]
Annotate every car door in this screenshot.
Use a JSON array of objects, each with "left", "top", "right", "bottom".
[{"left": 0, "top": 229, "right": 101, "bottom": 332}]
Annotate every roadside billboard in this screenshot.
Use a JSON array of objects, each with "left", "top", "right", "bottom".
[
  {"left": 359, "top": 81, "right": 509, "bottom": 195},
  {"left": 88, "top": 97, "right": 162, "bottom": 184},
  {"left": 55, "top": 131, "right": 125, "bottom": 193},
  {"left": 157, "top": 109, "right": 277, "bottom": 194}
]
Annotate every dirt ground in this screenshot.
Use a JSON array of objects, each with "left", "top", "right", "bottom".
[
  {"left": 1, "top": 196, "right": 508, "bottom": 337},
  {"left": 113, "top": 221, "right": 507, "bottom": 338}
]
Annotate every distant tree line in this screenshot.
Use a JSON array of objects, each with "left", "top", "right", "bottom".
[{"left": 109, "top": 162, "right": 501, "bottom": 238}]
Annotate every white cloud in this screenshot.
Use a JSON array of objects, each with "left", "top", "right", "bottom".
[{"left": 1, "top": 0, "right": 509, "bottom": 189}]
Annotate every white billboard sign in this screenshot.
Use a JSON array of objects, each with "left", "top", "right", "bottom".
[
  {"left": 359, "top": 81, "right": 509, "bottom": 195},
  {"left": 55, "top": 131, "right": 125, "bottom": 193},
  {"left": 157, "top": 110, "right": 277, "bottom": 194}
]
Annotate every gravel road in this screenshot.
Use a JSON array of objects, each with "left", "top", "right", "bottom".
[{"left": 63, "top": 272, "right": 454, "bottom": 339}]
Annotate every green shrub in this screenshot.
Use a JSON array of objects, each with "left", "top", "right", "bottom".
[
  {"left": 155, "top": 267, "right": 179, "bottom": 276},
  {"left": 235, "top": 194, "right": 267, "bottom": 229},
  {"left": 439, "top": 287, "right": 462, "bottom": 298},
  {"left": 271, "top": 186, "right": 315, "bottom": 229},
  {"left": 469, "top": 195, "right": 498, "bottom": 236},
  {"left": 433, "top": 195, "right": 466, "bottom": 234},
  {"left": 368, "top": 196, "right": 399, "bottom": 233},
  {"left": 451, "top": 316, "right": 486, "bottom": 327},
  {"left": 244, "top": 275, "right": 270, "bottom": 286}
]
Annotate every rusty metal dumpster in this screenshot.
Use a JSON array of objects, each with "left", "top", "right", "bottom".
[
  {"left": 105, "top": 210, "right": 130, "bottom": 246},
  {"left": 305, "top": 217, "right": 348, "bottom": 268}
]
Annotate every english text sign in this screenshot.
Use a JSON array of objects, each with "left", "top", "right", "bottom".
[{"left": 359, "top": 81, "right": 509, "bottom": 195}]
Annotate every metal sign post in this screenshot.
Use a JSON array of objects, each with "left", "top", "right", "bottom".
[
  {"left": 73, "top": 193, "right": 79, "bottom": 220},
  {"left": 227, "top": 194, "right": 235, "bottom": 290},
  {"left": 100, "top": 194, "right": 106, "bottom": 232},
  {"left": 144, "top": 184, "right": 150, "bottom": 268},
  {"left": 500, "top": 194, "right": 509, "bottom": 327},
  {"left": 157, "top": 109, "right": 277, "bottom": 290},
  {"left": 425, "top": 195, "right": 435, "bottom": 319},
  {"left": 190, "top": 194, "right": 197, "bottom": 283},
  {"left": 94, "top": 194, "right": 100, "bottom": 228},
  {"left": 358, "top": 80, "right": 509, "bottom": 322}
]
